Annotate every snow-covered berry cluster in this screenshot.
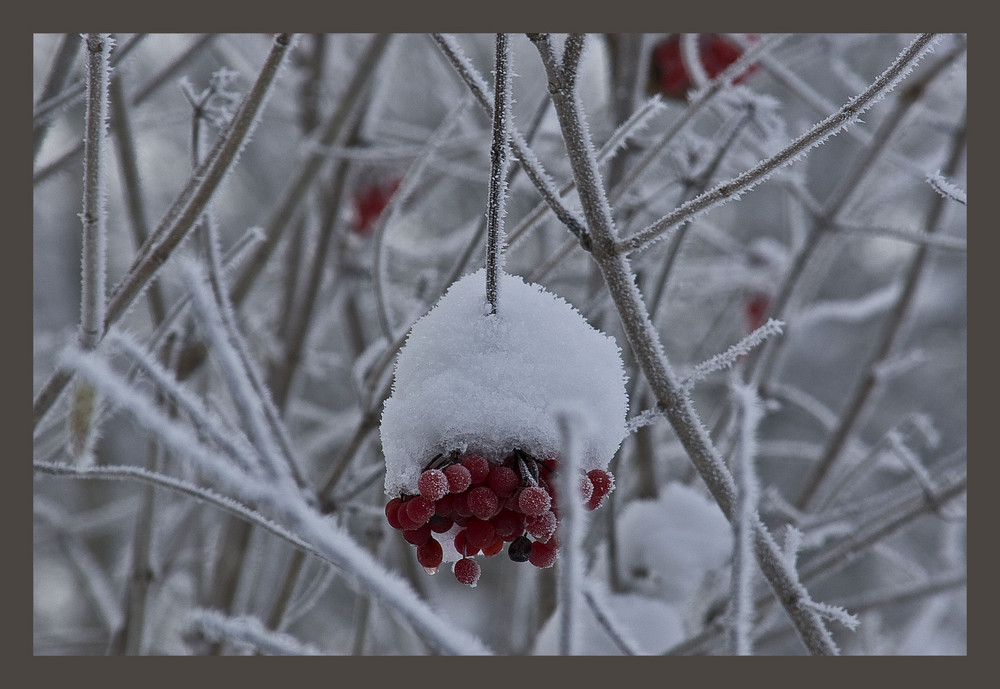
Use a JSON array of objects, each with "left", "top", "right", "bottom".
[{"left": 384, "top": 450, "right": 614, "bottom": 586}]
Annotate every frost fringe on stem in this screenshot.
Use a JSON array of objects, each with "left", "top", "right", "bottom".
[
  {"left": 53, "top": 348, "right": 493, "bottom": 655},
  {"left": 188, "top": 610, "right": 324, "bottom": 655},
  {"left": 618, "top": 33, "right": 939, "bottom": 255},
  {"left": 485, "top": 33, "right": 511, "bottom": 315},
  {"left": 33, "top": 34, "right": 295, "bottom": 429},
  {"left": 530, "top": 32, "right": 839, "bottom": 655}
]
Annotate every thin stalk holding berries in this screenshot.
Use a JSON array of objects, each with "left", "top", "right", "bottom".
[{"left": 485, "top": 33, "right": 511, "bottom": 315}]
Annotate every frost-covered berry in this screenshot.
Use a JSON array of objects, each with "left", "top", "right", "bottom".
[
  {"left": 402, "top": 524, "right": 432, "bottom": 547},
  {"left": 444, "top": 464, "right": 473, "bottom": 494},
  {"left": 461, "top": 454, "right": 491, "bottom": 484},
  {"left": 529, "top": 540, "right": 557, "bottom": 568},
  {"left": 518, "top": 486, "right": 552, "bottom": 516},
  {"left": 465, "top": 518, "right": 496, "bottom": 551},
  {"left": 467, "top": 486, "right": 500, "bottom": 520},
  {"left": 405, "top": 496, "right": 435, "bottom": 526},
  {"left": 524, "top": 510, "right": 557, "bottom": 543},
  {"left": 487, "top": 465, "right": 520, "bottom": 498},
  {"left": 418, "top": 468, "right": 450, "bottom": 501},
  {"left": 508, "top": 535, "right": 532, "bottom": 562},
  {"left": 586, "top": 469, "right": 615, "bottom": 510},
  {"left": 384, "top": 498, "right": 404, "bottom": 530},
  {"left": 454, "top": 557, "right": 481, "bottom": 587},
  {"left": 579, "top": 475, "right": 594, "bottom": 503},
  {"left": 416, "top": 538, "right": 443, "bottom": 572}
]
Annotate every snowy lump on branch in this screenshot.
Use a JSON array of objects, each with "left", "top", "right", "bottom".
[{"left": 381, "top": 269, "right": 628, "bottom": 499}]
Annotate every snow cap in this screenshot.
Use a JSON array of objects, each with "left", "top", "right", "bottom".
[{"left": 382, "top": 270, "right": 628, "bottom": 497}]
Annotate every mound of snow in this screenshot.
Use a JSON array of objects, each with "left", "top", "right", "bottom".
[{"left": 381, "top": 270, "right": 628, "bottom": 497}]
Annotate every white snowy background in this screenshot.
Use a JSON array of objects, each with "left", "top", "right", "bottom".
[{"left": 33, "top": 33, "right": 966, "bottom": 655}]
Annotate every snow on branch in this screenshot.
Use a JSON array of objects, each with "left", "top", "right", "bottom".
[
  {"left": 926, "top": 170, "right": 967, "bottom": 206},
  {"left": 188, "top": 610, "right": 324, "bottom": 655}
]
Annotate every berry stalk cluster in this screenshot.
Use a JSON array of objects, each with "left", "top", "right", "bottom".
[{"left": 384, "top": 450, "right": 614, "bottom": 586}]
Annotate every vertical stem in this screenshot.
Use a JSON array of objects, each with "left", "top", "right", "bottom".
[
  {"left": 33, "top": 33, "right": 83, "bottom": 161},
  {"left": 485, "top": 33, "right": 511, "bottom": 315}
]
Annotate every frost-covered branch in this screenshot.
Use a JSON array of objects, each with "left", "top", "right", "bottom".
[
  {"left": 927, "top": 170, "right": 967, "bottom": 206},
  {"left": 485, "top": 33, "right": 512, "bottom": 315},
  {"left": 618, "top": 34, "right": 939, "bottom": 255},
  {"left": 530, "top": 31, "right": 839, "bottom": 655},
  {"left": 188, "top": 610, "right": 324, "bottom": 655}
]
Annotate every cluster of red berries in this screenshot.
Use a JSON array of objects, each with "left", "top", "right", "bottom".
[
  {"left": 650, "top": 34, "right": 758, "bottom": 100},
  {"left": 384, "top": 450, "right": 614, "bottom": 587}
]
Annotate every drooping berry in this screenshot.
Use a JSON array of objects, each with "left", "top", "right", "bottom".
[
  {"left": 524, "top": 510, "right": 557, "bottom": 543},
  {"left": 461, "top": 454, "right": 491, "bottom": 484},
  {"left": 384, "top": 498, "right": 404, "bottom": 530},
  {"left": 487, "top": 465, "right": 520, "bottom": 498},
  {"left": 508, "top": 535, "right": 532, "bottom": 563},
  {"left": 529, "top": 540, "right": 558, "bottom": 568},
  {"left": 454, "top": 557, "right": 481, "bottom": 587},
  {"left": 444, "top": 464, "right": 472, "bottom": 494},
  {"left": 402, "top": 523, "right": 432, "bottom": 547},
  {"left": 418, "top": 468, "right": 450, "bottom": 501},
  {"left": 518, "top": 486, "right": 552, "bottom": 516},
  {"left": 465, "top": 518, "right": 496, "bottom": 551},
  {"left": 416, "top": 538, "right": 443, "bottom": 572},
  {"left": 405, "top": 496, "right": 435, "bottom": 526},
  {"left": 467, "top": 486, "right": 500, "bottom": 520}
]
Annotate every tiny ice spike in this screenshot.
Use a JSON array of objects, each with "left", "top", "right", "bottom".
[{"left": 380, "top": 270, "right": 627, "bottom": 587}]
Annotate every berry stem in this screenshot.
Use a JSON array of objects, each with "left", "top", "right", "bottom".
[{"left": 485, "top": 33, "right": 511, "bottom": 316}]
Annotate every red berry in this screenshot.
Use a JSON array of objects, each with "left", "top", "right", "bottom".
[
  {"left": 461, "top": 454, "right": 491, "bottom": 484},
  {"left": 651, "top": 34, "right": 755, "bottom": 100},
  {"left": 384, "top": 498, "right": 403, "bottom": 530},
  {"left": 491, "top": 509, "right": 524, "bottom": 541},
  {"left": 454, "top": 529, "right": 479, "bottom": 557},
  {"left": 467, "top": 486, "right": 500, "bottom": 520},
  {"left": 487, "top": 465, "right": 520, "bottom": 498},
  {"left": 481, "top": 536, "right": 505, "bottom": 557},
  {"left": 444, "top": 464, "right": 472, "bottom": 494},
  {"left": 525, "top": 510, "right": 557, "bottom": 543},
  {"left": 416, "top": 539, "right": 443, "bottom": 572},
  {"left": 405, "top": 496, "right": 435, "bottom": 526},
  {"left": 529, "top": 540, "right": 558, "bottom": 568},
  {"left": 588, "top": 469, "right": 615, "bottom": 501},
  {"left": 402, "top": 524, "right": 432, "bottom": 546},
  {"left": 351, "top": 177, "right": 400, "bottom": 235},
  {"left": 451, "top": 491, "right": 472, "bottom": 518},
  {"left": 465, "top": 518, "right": 496, "bottom": 551},
  {"left": 454, "top": 557, "right": 481, "bottom": 586},
  {"left": 418, "top": 469, "right": 449, "bottom": 501},
  {"left": 744, "top": 293, "right": 770, "bottom": 333},
  {"left": 518, "top": 486, "right": 552, "bottom": 516},
  {"left": 579, "top": 475, "right": 594, "bottom": 503},
  {"left": 396, "top": 501, "right": 421, "bottom": 530},
  {"left": 428, "top": 515, "right": 454, "bottom": 533},
  {"left": 434, "top": 493, "right": 455, "bottom": 517}
]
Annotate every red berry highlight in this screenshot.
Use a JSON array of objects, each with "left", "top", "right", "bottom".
[
  {"left": 518, "top": 486, "right": 552, "bottom": 516},
  {"left": 418, "top": 468, "right": 449, "bottom": 501},
  {"left": 454, "top": 557, "right": 481, "bottom": 586},
  {"left": 444, "top": 464, "right": 472, "bottom": 494}
]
